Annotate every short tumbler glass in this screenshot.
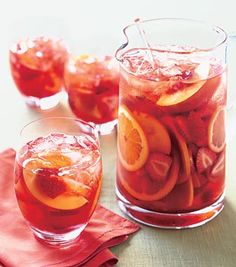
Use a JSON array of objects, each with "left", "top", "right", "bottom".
[
  {"left": 64, "top": 54, "right": 120, "bottom": 135},
  {"left": 14, "top": 117, "right": 102, "bottom": 246}
]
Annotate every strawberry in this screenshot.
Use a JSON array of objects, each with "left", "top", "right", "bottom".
[
  {"left": 145, "top": 152, "right": 172, "bottom": 182},
  {"left": 196, "top": 147, "right": 217, "bottom": 174},
  {"left": 187, "top": 111, "right": 208, "bottom": 147},
  {"left": 36, "top": 168, "right": 67, "bottom": 199}
]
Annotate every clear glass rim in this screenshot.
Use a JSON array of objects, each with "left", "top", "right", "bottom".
[
  {"left": 20, "top": 116, "right": 97, "bottom": 137},
  {"left": 116, "top": 17, "right": 228, "bottom": 61}
]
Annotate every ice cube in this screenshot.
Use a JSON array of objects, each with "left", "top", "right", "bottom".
[
  {"left": 75, "top": 134, "right": 98, "bottom": 150},
  {"left": 28, "top": 136, "right": 52, "bottom": 154},
  {"left": 159, "top": 64, "right": 183, "bottom": 78}
]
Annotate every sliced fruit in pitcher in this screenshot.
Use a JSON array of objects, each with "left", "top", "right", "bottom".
[
  {"left": 123, "top": 95, "right": 163, "bottom": 117},
  {"left": 23, "top": 158, "right": 88, "bottom": 210},
  {"left": 175, "top": 115, "right": 191, "bottom": 142},
  {"left": 162, "top": 116, "right": 191, "bottom": 177},
  {"left": 118, "top": 105, "right": 149, "bottom": 171},
  {"left": 208, "top": 151, "right": 225, "bottom": 181},
  {"left": 133, "top": 111, "right": 171, "bottom": 154},
  {"left": 145, "top": 152, "right": 172, "bottom": 182},
  {"left": 156, "top": 80, "right": 206, "bottom": 106},
  {"left": 156, "top": 75, "right": 221, "bottom": 114},
  {"left": 196, "top": 147, "right": 217, "bottom": 174},
  {"left": 118, "top": 149, "right": 179, "bottom": 201},
  {"left": 187, "top": 111, "right": 209, "bottom": 147},
  {"left": 208, "top": 106, "right": 225, "bottom": 153}
]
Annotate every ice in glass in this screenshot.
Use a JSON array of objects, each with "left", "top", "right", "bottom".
[
  {"left": 14, "top": 118, "right": 102, "bottom": 246},
  {"left": 10, "top": 37, "right": 68, "bottom": 109},
  {"left": 116, "top": 19, "right": 227, "bottom": 228},
  {"left": 64, "top": 55, "right": 119, "bottom": 134}
]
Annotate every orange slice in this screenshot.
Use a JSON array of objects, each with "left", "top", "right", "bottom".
[
  {"left": 118, "top": 105, "right": 149, "bottom": 171},
  {"left": 133, "top": 111, "right": 171, "bottom": 154},
  {"left": 208, "top": 106, "right": 225, "bottom": 153},
  {"left": 176, "top": 131, "right": 191, "bottom": 177},
  {"left": 163, "top": 116, "right": 191, "bottom": 177},
  {"left": 38, "top": 151, "right": 73, "bottom": 167},
  {"left": 185, "top": 175, "right": 194, "bottom": 207},
  {"left": 156, "top": 75, "right": 221, "bottom": 114},
  {"left": 156, "top": 81, "right": 206, "bottom": 107},
  {"left": 23, "top": 158, "right": 88, "bottom": 210},
  {"left": 119, "top": 149, "right": 179, "bottom": 201},
  {"left": 156, "top": 63, "right": 210, "bottom": 107}
]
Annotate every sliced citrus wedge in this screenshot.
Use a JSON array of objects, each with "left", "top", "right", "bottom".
[
  {"left": 162, "top": 116, "right": 191, "bottom": 177},
  {"left": 133, "top": 111, "right": 171, "bottom": 154},
  {"left": 38, "top": 151, "right": 73, "bottom": 167},
  {"left": 208, "top": 106, "right": 225, "bottom": 153},
  {"left": 118, "top": 149, "right": 179, "bottom": 201},
  {"left": 157, "top": 81, "right": 206, "bottom": 107},
  {"left": 156, "top": 75, "right": 221, "bottom": 114},
  {"left": 23, "top": 158, "right": 88, "bottom": 210},
  {"left": 118, "top": 105, "right": 149, "bottom": 171}
]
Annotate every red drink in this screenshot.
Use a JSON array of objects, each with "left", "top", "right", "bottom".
[
  {"left": 15, "top": 132, "right": 102, "bottom": 245},
  {"left": 116, "top": 46, "right": 226, "bottom": 228},
  {"left": 10, "top": 37, "right": 68, "bottom": 109},
  {"left": 64, "top": 55, "right": 119, "bottom": 132}
]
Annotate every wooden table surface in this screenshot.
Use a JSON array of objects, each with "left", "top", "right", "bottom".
[{"left": 0, "top": 1, "right": 236, "bottom": 266}]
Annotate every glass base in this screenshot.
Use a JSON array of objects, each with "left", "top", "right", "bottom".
[
  {"left": 24, "top": 92, "right": 62, "bottom": 110},
  {"left": 116, "top": 188, "right": 224, "bottom": 229},
  {"left": 31, "top": 224, "right": 87, "bottom": 247},
  {"left": 96, "top": 119, "right": 117, "bottom": 135}
]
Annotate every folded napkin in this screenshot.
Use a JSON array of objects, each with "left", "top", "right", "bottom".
[{"left": 0, "top": 148, "right": 140, "bottom": 267}]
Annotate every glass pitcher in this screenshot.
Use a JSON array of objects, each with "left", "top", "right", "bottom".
[{"left": 115, "top": 18, "right": 227, "bottom": 228}]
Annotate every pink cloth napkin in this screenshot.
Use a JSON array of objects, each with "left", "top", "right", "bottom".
[{"left": 0, "top": 148, "right": 140, "bottom": 267}]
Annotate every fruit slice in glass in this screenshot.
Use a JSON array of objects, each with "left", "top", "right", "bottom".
[
  {"left": 64, "top": 54, "right": 119, "bottom": 134},
  {"left": 14, "top": 117, "right": 102, "bottom": 247},
  {"left": 115, "top": 18, "right": 227, "bottom": 228},
  {"left": 9, "top": 37, "right": 68, "bottom": 110}
]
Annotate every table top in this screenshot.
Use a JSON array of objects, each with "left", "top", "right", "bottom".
[{"left": 0, "top": 1, "right": 236, "bottom": 266}]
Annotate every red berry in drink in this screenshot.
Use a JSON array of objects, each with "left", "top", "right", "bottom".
[
  {"left": 145, "top": 152, "right": 172, "bottom": 182},
  {"left": 36, "top": 168, "right": 67, "bottom": 199},
  {"left": 196, "top": 147, "right": 217, "bottom": 174}
]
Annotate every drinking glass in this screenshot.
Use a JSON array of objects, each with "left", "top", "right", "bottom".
[
  {"left": 64, "top": 54, "right": 119, "bottom": 135},
  {"left": 14, "top": 117, "right": 102, "bottom": 246},
  {"left": 9, "top": 17, "right": 69, "bottom": 110},
  {"left": 115, "top": 18, "right": 227, "bottom": 228}
]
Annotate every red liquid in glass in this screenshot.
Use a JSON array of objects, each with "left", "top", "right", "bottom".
[
  {"left": 116, "top": 48, "right": 226, "bottom": 227},
  {"left": 10, "top": 37, "right": 68, "bottom": 99},
  {"left": 64, "top": 55, "right": 119, "bottom": 124},
  {"left": 15, "top": 133, "right": 102, "bottom": 234}
]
